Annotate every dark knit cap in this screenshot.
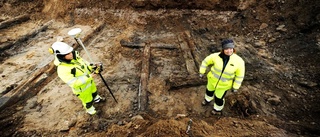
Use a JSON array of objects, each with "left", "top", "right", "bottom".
[{"left": 221, "top": 39, "right": 235, "bottom": 49}]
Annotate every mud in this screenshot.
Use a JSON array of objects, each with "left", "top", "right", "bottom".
[{"left": 0, "top": 0, "right": 319, "bottom": 137}]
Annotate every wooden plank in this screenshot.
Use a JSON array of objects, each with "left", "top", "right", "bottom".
[
  {"left": 178, "top": 35, "right": 198, "bottom": 75},
  {"left": 120, "top": 39, "right": 145, "bottom": 48},
  {"left": 138, "top": 45, "right": 150, "bottom": 111},
  {"left": 183, "top": 31, "right": 202, "bottom": 70},
  {"left": 120, "top": 38, "right": 177, "bottom": 111},
  {"left": 166, "top": 74, "right": 207, "bottom": 90},
  {"left": 0, "top": 63, "right": 55, "bottom": 110},
  {"left": 0, "top": 14, "right": 30, "bottom": 29},
  {"left": 0, "top": 20, "right": 53, "bottom": 51},
  {"left": 120, "top": 39, "right": 177, "bottom": 49}
]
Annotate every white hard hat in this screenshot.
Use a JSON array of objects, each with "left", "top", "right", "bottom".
[{"left": 51, "top": 42, "right": 73, "bottom": 55}]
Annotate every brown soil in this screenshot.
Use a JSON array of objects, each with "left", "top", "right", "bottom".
[{"left": 0, "top": 0, "right": 319, "bottom": 137}]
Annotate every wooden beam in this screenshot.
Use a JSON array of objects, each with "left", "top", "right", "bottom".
[
  {"left": 178, "top": 35, "right": 198, "bottom": 75},
  {"left": 0, "top": 14, "right": 30, "bottom": 29},
  {"left": 183, "top": 31, "right": 202, "bottom": 70},
  {"left": 166, "top": 74, "right": 207, "bottom": 90},
  {"left": 120, "top": 39, "right": 177, "bottom": 49},
  {"left": 0, "top": 63, "right": 55, "bottom": 110},
  {"left": 138, "top": 44, "right": 150, "bottom": 111},
  {"left": 120, "top": 39, "right": 145, "bottom": 48},
  {"left": 120, "top": 39, "right": 178, "bottom": 111},
  {"left": 0, "top": 20, "right": 53, "bottom": 51}
]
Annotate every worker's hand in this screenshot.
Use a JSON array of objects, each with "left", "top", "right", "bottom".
[
  {"left": 96, "top": 63, "right": 103, "bottom": 72},
  {"left": 91, "top": 63, "right": 103, "bottom": 74},
  {"left": 199, "top": 74, "right": 204, "bottom": 78}
]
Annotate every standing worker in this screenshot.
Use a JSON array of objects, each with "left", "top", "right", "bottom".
[
  {"left": 199, "top": 39, "right": 245, "bottom": 115},
  {"left": 50, "top": 41, "right": 104, "bottom": 115}
]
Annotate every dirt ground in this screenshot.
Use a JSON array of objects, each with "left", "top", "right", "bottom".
[{"left": 0, "top": 0, "right": 320, "bottom": 136}]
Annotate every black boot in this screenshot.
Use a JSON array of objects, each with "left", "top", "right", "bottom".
[
  {"left": 211, "top": 109, "right": 222, "bottom": 115},
  {"left": 201, "top": 99, "right": 210, "bottom": 106}
]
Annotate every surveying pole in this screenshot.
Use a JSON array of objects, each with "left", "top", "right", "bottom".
[{"left": 68, "top": 28, "right": 118, "bottom": 103}]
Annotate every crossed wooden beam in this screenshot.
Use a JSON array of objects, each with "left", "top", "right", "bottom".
[{"left": 120, "top": 31, "right": 206, "bottom": 111}]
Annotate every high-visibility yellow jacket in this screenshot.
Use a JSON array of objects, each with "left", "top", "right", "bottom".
[
  {"left": 54, "top": 51, "right": 96, "bottom": 95},
  {"left": 200, "top": 52, "right": 245, "bottom": 94}
]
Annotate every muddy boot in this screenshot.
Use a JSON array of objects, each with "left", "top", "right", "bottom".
[
  {"left": 201, "top": 100, "right": 210, "bottom": 106},
  {"left": 86, "top": 106, "right": 97, "bottom": 115},
  {"left": 95, "top": 110, "right": 102, "bottom": 115},
  {"left": 211, "top": 109, "right": 222, "bottom": 115},
  {"left": 94, "top": 95, "right": 106, "bottom": 103}
]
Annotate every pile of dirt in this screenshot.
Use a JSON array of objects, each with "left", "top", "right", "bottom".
[{"left": 0, "top": 0, "right": 319, "bottom": 137}]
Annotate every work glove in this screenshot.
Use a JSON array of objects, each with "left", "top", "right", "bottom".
[
  {"left": 91, "top": 63, "right": 103, "bottom": 74},
  {"left": 199, "top": 74, "right": 204, "bottom": 78}
]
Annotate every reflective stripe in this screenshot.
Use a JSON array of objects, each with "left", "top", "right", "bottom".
[
  {"left": 205, "top": 94, "right": 214, "bottom": 102},
  {"left": 211, "top": 71, "right": 220, "bottom": 79},
  {"left": 222, "top": 70, "right": 234, "bottom": 77},
  {"left": 67, "top": 77, "right": 77, "bottom": 86},
  {"left": 211, "top": 71, "right": 233, "bottom": 82},
  {"left": 213, "top": 66, "right": 222, "bottom": 73},
  {"left": 234, "top": 79, "right": 242, "bottom": 84},
  {"left": 213, "top": 66, "right": 234, "bottom": 77},
  {"left": 200, "top": 65, "right": 207, "bottom": 69},
  {"left": 94, "top": 95, "right": 102, "bottom": 103},
  {"left": 73, "top": 82, "right": 92, "bottom": 92},
  {"left": 78, "top": 75, "right": 87, "bottom": 84},
  {"left": 66, "top": 73, "right": 88, "bottom": 86},
  {"left": 222, "top": 77, "right": 233, "bottom": 82},
  {"left": 203, "top": 60, "right": 208, "bottom": 66},
  {"left": 213, "top": 99, "right": 225, "bottom": 111}
]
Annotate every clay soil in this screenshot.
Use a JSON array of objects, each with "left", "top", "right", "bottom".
[{"left": 0, "top": 0, "right": 320, "bottom": 137}]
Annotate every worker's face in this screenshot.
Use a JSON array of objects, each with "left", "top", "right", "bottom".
[
  {"left": 64, "top": 52, "right": 73, "bottom": 60},
  {"left": 223, "top": 48, "right": 234, "bottom": 56}
]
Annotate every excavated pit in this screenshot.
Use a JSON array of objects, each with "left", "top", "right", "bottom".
[{"left": 0, "top": 0, "right": 320, "bottom": 136}]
